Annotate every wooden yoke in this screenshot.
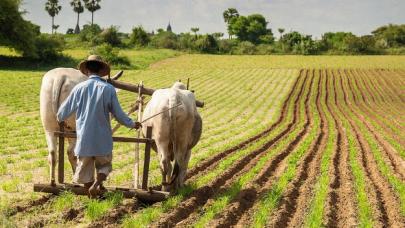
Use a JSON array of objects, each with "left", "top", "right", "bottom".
[{"left": 108, "top": 80, "right": 204, "bottom": 108}]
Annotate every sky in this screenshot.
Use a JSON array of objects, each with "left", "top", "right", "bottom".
[{"left": 22, "top": 0, "right": 405, "bottom": 38}]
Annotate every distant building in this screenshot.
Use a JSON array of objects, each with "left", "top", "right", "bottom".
[{"left": 166, "top": 22, "right": 172, "bottom": 32}]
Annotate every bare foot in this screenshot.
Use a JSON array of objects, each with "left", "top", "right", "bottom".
[
  {"left": 88, "top": 184, "right": 99, "bottom": 198},
  {"left": 99, "top": 184, "right": 107, "bottom": 195}
]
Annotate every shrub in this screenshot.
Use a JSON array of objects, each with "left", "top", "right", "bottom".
[
  {"left": 217, "top": 39, "right": 238, "bottom": 54},
  {"left": 66, "top": 28, "right": 74, "bottom": 34},
  {"left": 178, "top": 33, "right": 194, "bottom": 50},
  {"left": 91, "top": 44, "right": 130, "bottom": 67},
  {"left": 233, "top": 41, "right": 256, "bottom": 54},
  {"left": 194, "top": 34, "right": 218, "bottom": 53},
  {"left": 34, "top": 34, "right": 65, "bottom": 59},
  {"left": 130, "top": 26, "right": 150, "bottom": 47},
  {"left": 256, "top": 44, "right": 274, "bottom": 54},
  {"left": 150, "top": 31, "right": 178, "bottom": 49},
  {"left": 99, "top": 26, "right": 121, "bottom": 46},
  {"left": 79, "top": 24, "right": 102, "bottom": 43}
]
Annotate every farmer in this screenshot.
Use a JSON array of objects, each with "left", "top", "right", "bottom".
[{"left": 57, "top": 55, "right": 141, "bottom": 197}]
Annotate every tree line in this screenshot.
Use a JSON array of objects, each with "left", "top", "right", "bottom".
[
  {"left": 2, "top": 2, "right": 405, "bottom": 62},
  {"left": 44, "top": 5, "right": 405, "bottom": 56}
]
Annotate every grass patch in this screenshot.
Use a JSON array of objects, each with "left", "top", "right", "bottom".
[
  {"left": 1, "top": 179, "right": 20, "bottom": 193},
  {"left": 52, "top": 191, "right": 76, "bottom": 212},
  {"left": 0, "top": 161, "right": 6, "bottom": 175},
  {"left": 84, "top": 191, "right": 124, "bottom": 221}
]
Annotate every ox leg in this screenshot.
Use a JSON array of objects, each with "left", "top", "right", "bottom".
[
  {"left": 67, "top": 138, "right": 77, "bottom": 174},
  {"left": 45, "top": 131, "right": 57, "bottom": 185},
  {"left": 173, "top": 146, "right": 191, "bottom": 191},
  {"left": 157, "top": 143, "right": 172, "bottom": 192}
]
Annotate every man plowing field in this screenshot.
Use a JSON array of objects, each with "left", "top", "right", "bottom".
[
  {"left": 44, "top": 55, "right": 141, "bottom": 197},
  {"left": 40, "top": 54, "right": 204, "bottom": 198}
]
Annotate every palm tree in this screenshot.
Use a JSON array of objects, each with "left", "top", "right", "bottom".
[
  {"left": 83, "top": 0, "right": 101, "bottom": 25},
  {"left": 213, "top": 32, "right": 224, "bottom": 39},
  {"left": 223, "top": 8, "right": 239, "bottom": 24},
  {"left": 191, "top": 27, "right": 199, "bottom": 38},
  {"left": 278, "top": 28, "right": 285, "bottom": 52},
  {"left": 70, "top": 0, "right": 84, "bottom": 34},
  {"left": 278, "top": 28, "right": 285, "bottom": 39},
  {"left": 223, "top": 8, "right": 239, "bottom": 39},
  {"left": 45, "top": 0, "right": 62, "bottom": 34}
]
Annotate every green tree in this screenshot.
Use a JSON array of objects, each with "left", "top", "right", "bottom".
[
  {"left": 320, "top": 32, "right": 355, "bottom": 53},
  {"left": 150, "top": 31, "right": 178, "bottom": 49},
  {"left": 212, "top": 32, "right": 224, "bottom": 39},
  {"left": 194, "top": 34, "right": 218, "bottom": 53},
  {"left": 1, "top": 0, "right": 39, "bottom": 57},
  {"left": 344, "top": 35, "right": 376, "bottom": 54},
  {"left": 130, "top": 26, "right": 150, "bottom": 46},
  {"left": 229, "top": 14, "right": 273, "bottom": 44},
  {"left": 45, "top": 0, "right": 62, "bottom": 34},
  {"left": 191, "top": 27, "right": 199, "bottom": 37},
  {"left": 79, "top": 23, "right": 102, "bottom": 43},
  {"left": 223, "top": 8, "right": 239, "bottom": 38},
  {"left": 70, "top": 0, "right": 84, "bottom": 34},
  {"left": 1, "top": 0, "right": 63, "bottom": 59},
  {"left": 280, "top": 31, "right": 318, "bottom": 55},
  {"left": 99, "top": 26, "right": 121, "bottom": 46},
  {"left": 372, "top": 24, "right": 405, "bottom": 48},
  {"left": 278, "top": 28, "right": 285, "bottom": 39},
  {"left": 83, "top": 0, "right": 101, "bottom": 25}
]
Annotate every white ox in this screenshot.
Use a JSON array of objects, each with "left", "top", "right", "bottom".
[
  {"left": 40, "top": 68, "right": 87, "bottom": 184},
  {"left": 142, "top": 82, "right": 202, "bottom": 192}
]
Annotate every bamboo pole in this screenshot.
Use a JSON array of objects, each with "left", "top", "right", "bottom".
[
  {"left": 142, "top": 126, "right": 152, "bottom": 190},
  {"left": 57, "top": 122, "right": 65, "bottom": 184},
  {"left": 134, "top": 81, "right": 143, "bottom": 188}
]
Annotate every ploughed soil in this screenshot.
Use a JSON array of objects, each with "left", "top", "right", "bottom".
[{"left": 9, "top": 69, "right": 405, "bottom": 227}]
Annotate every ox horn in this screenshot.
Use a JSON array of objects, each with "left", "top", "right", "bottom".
[{"left": 102, "top": 70, "right": 124, "bottom": 81}]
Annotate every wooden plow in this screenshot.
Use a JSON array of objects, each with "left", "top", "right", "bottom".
[{"left": 34, "top": 71, "right": 204, "bottom": 203}]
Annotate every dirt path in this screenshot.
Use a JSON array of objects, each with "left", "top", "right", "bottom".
[
  {"left": 345, "top": 70, "right": 405, "bottom": 180},
  {"left": 324, "top": 70, "right": 357, "bottom": 227},
  {"left": 204, "top": 70, "right": 314, "bottom": 228},
  {"left": 266, "top": 69, "right": 326, "bottom": 227},
  {"left": 338, "top": 71, "right": 404, "bottom": 227},
  {"left": 151, "top": 70, "right": 311, "bottom": 227}
]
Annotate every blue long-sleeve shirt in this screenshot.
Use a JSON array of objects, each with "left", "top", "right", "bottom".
[{"left": 57, "top": 75, "right": 135, "bottom": 157}]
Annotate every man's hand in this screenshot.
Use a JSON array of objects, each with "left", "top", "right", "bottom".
[{"left": 133, "top": 121, "right": 142, "bottom": 129}]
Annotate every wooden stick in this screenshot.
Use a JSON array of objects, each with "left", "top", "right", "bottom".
[
  {"left": 111, "top": 102, "right": 139, "bottom": 134},
  {"left": 134, "top": 81, "right": 143, "bottom": 189},
  {"left": 142, "top": 126, "right": 152, "bottom": 190},
  {"left": 58, "top": 122, "right": 65, "bottom": 184},
  {"left": 108, "top": 80, "right": 204, "bottom": 108},
  {"left": 33, "top": 183, "right": 168, "bottom": 202},
  {"left": 53, "top": 132, "right": 153, "bottom": 143}
]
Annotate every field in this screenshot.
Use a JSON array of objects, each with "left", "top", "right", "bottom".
[{"left": 0, "top": 51, "right": 404, "bottom": 227}]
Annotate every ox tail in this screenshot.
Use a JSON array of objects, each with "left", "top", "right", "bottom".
[
  {"left": 169, "top": 90, "right": 179, "bottom": 184},
  {"left": 52, "top": 75, "right": 66, "bottom": 116}
]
